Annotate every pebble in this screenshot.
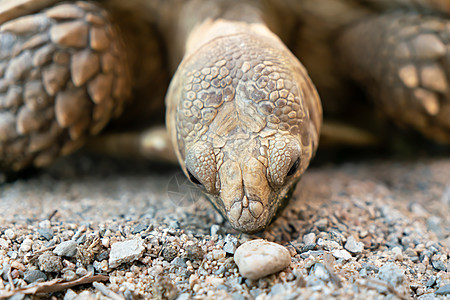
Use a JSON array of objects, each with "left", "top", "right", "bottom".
[
  {"left": 332, "top": 249, "right": 352, "bottom": 260},
  {"left": 53, "top": 240, "right": 78, "bottom": 257},
  {"left": 38, "top": 228, "right": 54, "bottom": 240},
  {"left": 24, "top": 270, "right": 47, "bottom": 283},
  {"left": 5, "top": 229, "right": 16, "bottom": 240},
  {"left": 108, "top": 238, "right": 145, "bottom": 268},
  {"left": 184, "top": 244, "right": 204, "bottom": 261},
  {"left": 212, "top": 250, "right": 226, "bottom": 260},
  {"left": 162, "top": 246, "right": 178, "bottom": 262},
  {"left": 303, "top": 233, "right": 316, "bottom": 246},
  {"left": 38, "top": 251, "right": 63, "bottom": 272},
  {"left": 63, "top": 270, "right": 77, "bottom": 281},
  {"left": 344, "top": 235, "right": 364, "bottom": 254},
  {"left": 391, "top": 246, "right": 403, "bottom": 261},
  {"left": 0, "top": 238, "right": 8, "bottom": 248},
  {"left": 223, "top": 235, "right": 238, "bottom": 254},
  {"left": 234, "top": 239, "right": 291, "bottom": 280},
  {"left": 317, "top": 239, "right": 340, "bottom": 251},
  {"left": 435, "top": 284, "right": 450, "bottom": 296},
  {"left": 210, "top": 224, "right": 220, "bottom": 236},
  {"left": 171, "top": 257, "right": 188, "bottom": 268},
  {"left": 132, "top": 223, "right": 148, "bottom": 234},
  {"left": 19, "top": 239, "right": 33, "bottom": 252},
  {"left": 377, "top": 263, "right": 404, "bottom": 287}
]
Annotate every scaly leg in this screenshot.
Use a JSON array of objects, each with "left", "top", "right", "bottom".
[
  {"left": 337, "top": 11, "right": 450, "bottom": 143},
  {"left": 0, "top": 1, "right": 132, "bottom": 173}
]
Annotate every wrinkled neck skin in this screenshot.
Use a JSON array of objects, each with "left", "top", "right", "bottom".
[{"left": 166, "top": 1, "right": 322, "bottom": 233}]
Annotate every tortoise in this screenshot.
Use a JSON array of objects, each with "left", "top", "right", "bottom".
[{"left": 1, "top": 0, "right": 450, "bottom": 233}]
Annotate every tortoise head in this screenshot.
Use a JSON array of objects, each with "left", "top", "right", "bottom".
[{"left": 166, "top": 31, "right": 321, "bottom": 233}]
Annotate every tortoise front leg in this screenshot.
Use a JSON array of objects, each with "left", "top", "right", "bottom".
[
  {"left": 0, "top": 1, "right": 132, "bottom": 173},
  {"left": 337, "top": 10, "right": 450, "bottom": 143}
]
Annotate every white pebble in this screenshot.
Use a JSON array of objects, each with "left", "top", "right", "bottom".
[
  {"left": 234, "top": 239, "right": 291, "bottom": 280},
  {"left": 19, "top": 238, "right": 33, "bottom": 252},
  {"left": 332, "top": 249, "right": 352, "bottom": 260},
  {"left": 109, "top": 239, "right": 145, "bottom": 268},
  {"left": 5, "top": 229, "right": 15, "bottom": 240},
  {"left": 212, "top": 249, "right": 226, "bottom": 260}
]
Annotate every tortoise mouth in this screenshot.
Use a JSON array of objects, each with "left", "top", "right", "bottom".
[{"left": 226, "top": 197, "right": 271, "bottom": 233}]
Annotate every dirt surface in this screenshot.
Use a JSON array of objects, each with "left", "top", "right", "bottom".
[{"left": 0, "top": 154, "right": 449, "bottom": 299}]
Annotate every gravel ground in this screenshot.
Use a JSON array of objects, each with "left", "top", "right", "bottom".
[{"left": 0, "top": 154, "right": 449, "bottom": 299}]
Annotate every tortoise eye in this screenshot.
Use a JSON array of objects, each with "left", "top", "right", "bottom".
[
  {"left": 187, "top": 170, "right": 203, "bottom": 187},
  {"left": 286, "top": 158, "right": 300, "bottom": 177}
]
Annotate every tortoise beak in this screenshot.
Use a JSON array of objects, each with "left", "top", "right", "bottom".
[{"left": 227, "top": 195, "right": 270, "bottom": 233}]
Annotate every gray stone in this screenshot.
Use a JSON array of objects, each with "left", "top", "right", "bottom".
[
  {"left": 435, "top": 283, "right": 450, "bottom": 296},
  {"left": 38, "top": 228, "right": 54, "bottom": 240},
  {"left": 24, "top": 270, "right": 47, "bottom": 283},
  {"left": 344, "top": 235, "right": 364, "bottom": 254},
  {"left": 223, "top": 234, "right": 238, "bottom": 254},
  {"left": 132, "top": 223, "right": 148, "bottom": 234},
  {"left": 234, "top": 239, "right": 291, "bottom": 280},
  {"left": 303, "top": 233, "right": 316, "bottom": 246},
  {"left": 53, "top": 240, "right": 78, "bottom": 257},
  {"left": 108, "top": 238, "right": 145, "bottom": 268},
  {"left": 377, "top": 263, "right": 404, "bottom": 286},
  {"left": 171, "top": 257, "right": 187, "bottom": 268},
  {"left": 210, "top": 224, "right": 220, "bottom": 236}
]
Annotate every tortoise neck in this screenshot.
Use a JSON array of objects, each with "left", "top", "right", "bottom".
[{"left": 168, "top": 0, "right": 278, "bottom": 70}]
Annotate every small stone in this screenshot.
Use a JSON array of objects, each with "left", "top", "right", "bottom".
[
  {"left": 344, "top": 235, "right": 364, "bottom": 254},
  {"left": 431, "top": 259, "right": 446, "bottom": 271},
  {"left": 63, "top": 270, "right": 77, "bottom": 281},
  {"left": 317, "top": 239, "right": 340, "bottom": 251},
  {"left": 212, "top": 250, "right": 226, "bottom": 260},
  {"left": 19, "top": 238, "right": 33, "bottom": 252},
  {"left": 162, "top": 246, "right": 178, "bottom": 262},
  {"left": 234, "top": 239, "right": 291, "bottom": 280},
  {"left": 223, "top": 234, "right": 238, "bottom": 255},
  {"left": 303, "top": 233, "right": 316, "bottom": 246},
  {"left": 53, "top": 240, "right": 78, "bottom": 257},
  {"left": 377, "top": 263, "right": 404, "bottom": 287},
  {"left": 0, "top": 238, "right": 8, "bottom": 248},
  {"left": 132, "top": 223, "right": 148, "bottom": 234},
  {"left": 39, "top": 220, "right": 51, "bottom": 228},
  {"left": 223, "top": 241, "right": 237, "bottom": 255},
  {"left": 171, "top": 257, "right": 187, "bottom": 268},
  {"left": 332, "top": 249, "right": 352, "bottom": 260},
  {"left": 392, "top": 246, "right": 403, "bottom": 261},
  {"left": 108, "top": 239, "right": 145, "bottom": 268},
  {"left": 38, "top": 251, "right": 63, "bottom": 272},
  {"left": 38, "top": 228, "right": 54, "bottom": 240},
  {"left": 184, "top": 244, "right": 204, "bottom": 261},
  {"left": 210, "top": 224, "right": 220, "bottom": 236},
  {"left": 435, "top": 284, "right": 450, "bottom": 296},
  {"left": 64, "top": 289, "right": 78, "bottom": 300},
  {"left": 75, "top": 267, "right": 88, "bottom": 277},
  {"left": 24, "top": 270, "right": 47, "bottom": 283},
  {"left": 5, "top": 229, "right": 16, "bottom": 239}
]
